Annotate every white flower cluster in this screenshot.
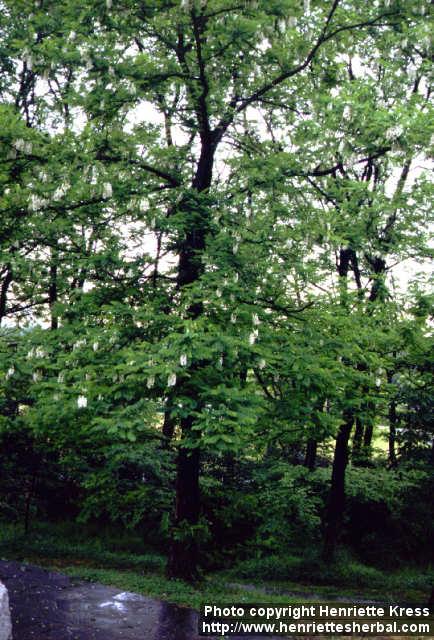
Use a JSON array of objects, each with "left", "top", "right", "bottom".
[
  {"left": 29, "top": 194, "right": 48, "bottom": 212},
  {"left": 6, "top": 366, "right": 15, "bottom": 379},
  {"left": 13, "top": 139, "right": 33, "bottom": 154},
  {"left": 53, "top": 182, "right": 70, "bottom": 200},
  {"left": 73, "top": 339, "right": 86, "bottom": 350},
  {"left": 249, "top": 329, "right": 259, "bottom": 345},
  {"left": 385, "top": 125, "right": 403, "bottom": 141},
  {"left": 343, "top": 106, "right": 351, "bottom": 120},
  {"left": 77, "top": 395, "right": 87, "bottom": 408},
  {"left": 167, "top": 372, "right": 177, "bottom": 387},
  {"left": 103, "top": 182, "right": 113, "bottom": 198},
  {"left": 277, "top": 19, "right": 286, "bottom": 33}
]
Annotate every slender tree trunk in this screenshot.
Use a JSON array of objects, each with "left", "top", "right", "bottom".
[
  {"left": 362, "top": 420, "right": 374, "bottom": 462},
  {"left": 0, "top": 266, "right": 13, "bottom": 326},
  {"left": 322, "top": 248, "right": 355, "bottom": 560},
  {"left": 304, "top": 438, "right": 317, "bottom": 471},
  {"left": 322, "top": 411, "right": 353, "bottom": 561},
  {"left": 352, "top": 417, "right": 364, "bottom": 464}
]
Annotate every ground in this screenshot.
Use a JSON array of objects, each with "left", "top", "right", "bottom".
[
  {"left": 3, "top": 560, "right": 314, "bottom": 640},
  {"left": 1, "top": 559, "right": 211, "bottom": 640}
]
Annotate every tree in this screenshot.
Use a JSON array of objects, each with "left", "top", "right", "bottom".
[{"left": 1, "top": 0, "right": 432, "bottom": 580}]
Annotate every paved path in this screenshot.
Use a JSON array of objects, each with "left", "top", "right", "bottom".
[{"left": 0, "top": 560, "right": 273, "bottom": 640}]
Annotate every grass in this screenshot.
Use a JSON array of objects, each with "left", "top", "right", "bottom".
[{"left": 0, "top": 521, "right": 431, "bottom": 609}]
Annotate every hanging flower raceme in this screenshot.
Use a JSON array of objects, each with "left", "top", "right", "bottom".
[
  {"left": 385, "top": 125, "right": 403, "bottom": 141},
  {"left": 53, "top": 182, "right": 69, "bottom": 200},
  {"left": 103, "top": 182, "right": 113, "bottom": 198},
  {"left": 167, "top": 373, "right": 177, "bottom": 387},
  {"left": 147, "top": 375, "right": 155, "bottom": 389},
  {"left": 77, "top": 395, "right": 88, "bottom": 408},
  {"left": 180, "top": 354, "right": 187, "bottom": 366},
  {"left": 29, "top": 194, "right": 48, "bottom": 212},
  {"left": 249, "top": 329, "right": 259, "bottom": 345},
  {"left": 6, "top": 366, "right": 15, "bottom": 379}
]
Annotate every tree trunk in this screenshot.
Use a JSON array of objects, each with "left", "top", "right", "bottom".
[
  {"left": 0, "top": 266, "right": 13, "bottom": 326},
  {"left": 162, "top": 409, "right": 175, "bottom": 442},
  {"left": 304, "top": 438, "right": 317, "bottom": 471},
  {"left": 166, "top": 433, "right": 200, "bottom": 580},
  {"left": 322, "top": 411, "right": 353, "bottom": 561},
  {"left": 166, "top": 137, "right": 217, "bottom": 580},
  {"left": 352, "top": 417, "right": 364, "bottom": 464},
  {"left": 362, "top": 420, "right": 373, "bottom": 463}
]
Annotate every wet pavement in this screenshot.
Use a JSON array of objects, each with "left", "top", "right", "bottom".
[{"left": 0, "top": 560, "right": 277, "bottom": 640}]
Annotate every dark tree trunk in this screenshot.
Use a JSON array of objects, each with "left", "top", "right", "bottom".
[
  {"left": 166, "top": 431, "right": 200, "bottom": 580},
  {"left": 352, "top": 417, "right": 364, "bottom": 464},
  {"left": 362, "top": 420, "right": 373, "bottom": 462},
  {"left": 322, "top": 412, "right": 353, "bottom": 561},
  {"left": 304, "top": 438, "right": 317, "bottom": 471},
  {"left": 0, "top": 266, "right": 13, "bottom": 326},
  {"left": 162, "top": 408, "right": 175, "bottom": 442}
]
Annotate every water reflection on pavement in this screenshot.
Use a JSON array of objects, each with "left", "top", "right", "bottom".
[{"left": 0, "top": 560, "right": 274, "bottom": 640}]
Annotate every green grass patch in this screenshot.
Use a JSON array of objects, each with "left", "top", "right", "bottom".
[{"left": 0, "top": 521, "right": 431, "bottom": 608}]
